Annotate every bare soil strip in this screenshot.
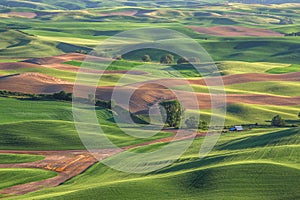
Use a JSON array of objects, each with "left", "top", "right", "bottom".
[
  {"left": 0, "top": 73, "right": 73, "bottom": 94},
  {"left": 0, "top": 53, "right": 146, "bottom": 75},
  {"left": 188, "top": 26, "right": 284, "bottom": 37},
  {"left": 133, "top": 72, "right": 300, "bottom": 87},
  {"left": 7, "top": 12, "right": 37, "bottom": 19},
  {"left": 189, "top": 72, "right": 300, "bottom": 86},
  {"left": 0, "top": 129, "right": 206, "bottom": 196},
  {"left": 0, "top": 62, "right": 41, "bottom": 70},
  {"left": 1, "top": 72, "right": 300, "bottom": 112},
  {"left": 23, "top": 53, "right": 89, "bottom": 65},
  {"left": 120, "top": 87, "right": 300, "bottom": 112},
  {"left": 0, "top": 149, "right": 122, "bottom": 196}
]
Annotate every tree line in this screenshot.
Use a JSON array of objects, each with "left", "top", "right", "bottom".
[{"left": 1, "top": 90, "right": 299, "bottom": 129}]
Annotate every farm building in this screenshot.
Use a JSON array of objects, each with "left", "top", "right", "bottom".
[{"left": 229, "top": 126, "right": 244, "bottom": 131}]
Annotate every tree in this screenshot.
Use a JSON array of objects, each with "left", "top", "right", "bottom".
[
  {"left": 113, "top": 54, "right": 123, "bottom": 60},
  {"left": 142, "top": 54, "right": 151, "bottom": 62},
  {"left": 160, "top": 54, "right": 174, "bottom": 64},
  {"left": 96, "top": 100, "right": 111, "bottom": 109},
  {"left": 53, "top": 91, "right": 72, "bottom": 101},
  {"left": 271, "top": 115, "right": 286, "bottom": 127},
  {"left": 279, "top": 17, "right": 294, "bottom": 25},
  {"left": 88, "top": 93, "right": 95, "bottom": 104},
  {"left": 185, "top": 116, "right": 208, "bottom": 130},
  {"left": 76, "top": 49, "right": 88, "bottom": 54},
  {"left": 185, "top": 116, "right": 198, "bottom": 129},
  {"left": 159, "top": 100, "right": 183, "bottom": 128},
  {"left": 198, "top": 120, "right": 208, "bottom": 130},
  {"left": 177, "top": 57, "right": 189, "bottom": 64},
  {"left": 298, "top": 112, "right": 300, "bottom": 119}
]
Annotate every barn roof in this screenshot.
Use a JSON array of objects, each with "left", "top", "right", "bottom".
[{"left": 235, "top": 126, "right": 243, "bottom": 131}]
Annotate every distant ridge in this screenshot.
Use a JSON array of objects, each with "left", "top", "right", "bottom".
[
  {"left": 228, "top": 0, "right": 300, "bottom": 4},
  {"left": 0, "top": 0, "right": 298, "bottom": 10},
  {"left": 0, "top": 0, "right": 224, "bottom": 10}
]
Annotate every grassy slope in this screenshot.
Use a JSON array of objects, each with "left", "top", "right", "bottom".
[
  {"left": 16, "top": 127, "right": 300, "bottom": 199},
  {"left": 266, "top": 64, "right": 300, "bottom": 74},
  {"left": 0, "top": 3, "right": 299, "bottom": 199},
  {"left": 173, "top": 80, "right": 300, "bottom": 97},
  {"left": 0, "top": 60, "right": 172, "bottom": 86},
  {"left": 0, "top": 59, "right": 21, "bottom": 62},
  {"left": 0, "top": 97, "right": 172, "bottom": 150},
  {"left": 0, "top": 97, "right": 73, "bottom": 124},
  {"left": 216, "top": 61, "right": 290, "bottom": 75},
  {"left": 224, "top": 81, "right": 300, "bottom": 96},
  {"left": 0, "top": 29, "right": 90, "bottom": 58},
  {"left": 201, "top": 38, "right": 300, "bottom": 64},
  {"left": 0, "top": 60, "right": 298, "bottom": 86},
  {"left": 0, "top": 29, "right": 62, "bottom": 58},
  {"left": 0, "top": 154, "right": 44, "bottom": 164},
  {"left": 0, "top": 168, "right": 57, "bottom": 191},
  {"left": 187, "top": 104, "right": 300, "bottom": 126}
]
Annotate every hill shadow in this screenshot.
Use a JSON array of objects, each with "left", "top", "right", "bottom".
[{"left": 217, "top": 128, "right": 299, "bottom": 150}]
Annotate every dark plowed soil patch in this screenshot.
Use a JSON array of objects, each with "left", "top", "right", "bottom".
[
  {"left": 0, "top": 62, "right": 41, "bottom": 70},
  {"left": 188, "top": 72, "right": 300, "bottom": 86},
  {"left": 0, "top": 73, "right": 73, "bottom": 94},
  {"left": 188, "top": 26, "right": 284, "bottom": 37}
]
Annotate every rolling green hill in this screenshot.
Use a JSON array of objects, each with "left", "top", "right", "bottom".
[
  {"left": 0, "top": 29, "right": 90, "bottom": 58},
  {"left": 0, "top": 0, "right": 225, "bottom": 10},
  {"left": 0, "top": 154, "right": 44, "bottom": 164},
  {"left": 0, "top": 1, "right": 299, "bottom": 199},
  {"left": 229, "top": 0, "right": 300, "bottom": 4},
  {"left": 13, "top": 127, "right": 300, "bottom": 199},
  {"left": 189, "top": 103, "right": 300, "bottom": 126},
  {"left": 1, "top": 0, "right": 298, "bottom": 11},
  {"left": 201, "top": 38, "right": 300, "bottom": 64},
  {"left": 0, "top": 2, "right": 299, "bottom": 63},
  {"left": 0, "top": 97, "right": 172, "bottom": 150},
  {"left": 0, "top": 168, "right": 57, "bottom": 192},
  {"left": 173, "top": 80, "right": 300, "bottom": 97}
]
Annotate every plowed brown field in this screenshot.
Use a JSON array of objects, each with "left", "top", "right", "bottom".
[{"left": 188, "top": 26, "right": 284, "bottom": 37}]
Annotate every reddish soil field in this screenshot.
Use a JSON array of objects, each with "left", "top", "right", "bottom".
[
  {"left": 0, "top": 73, "right": 73, "bottom": 94},
  {"left": 24, "top": 53, "right": 112, "bottom": 65},
  {"left": 1, "top": 71, "right": 300, "bottom": 112},
  {"left": 139, "top": 72, "right": 300, "bottom": 87},
  {"left": 1, "top": 53, "right": 300, "bottom": 113},
  {"left": 0, "top": 62, "right": 41, "bottom": 70},
  {"left": 24, "top": 53, "right": 89, "bottom": 65},
  {"left": 0, "top": 149, "right": 122, "bottom": 196},
  {"left": 119, "top": 85, "right": 300, "bottom": 111},
  {"left": 188, "top": 26, "right": 284, "bottom": 37},
  {"left": 22, "top": 53, "right": 147, "bottom": 75},
  {"left": 189, "top": 72, "right": 300, "bottom": 86},
  {"left": 8, "top": 12, "right": 37, "bottom": 19}
]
